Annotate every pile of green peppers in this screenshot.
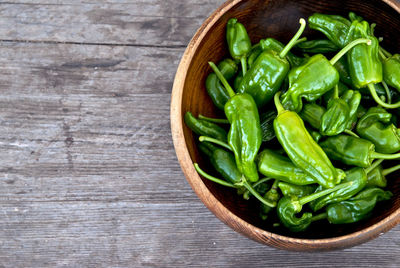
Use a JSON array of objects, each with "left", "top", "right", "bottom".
[{"left": 184, "top": 13, "right": 400, "bottom": 232}]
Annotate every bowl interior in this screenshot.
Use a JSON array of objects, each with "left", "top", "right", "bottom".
[{"left": 181, "top": 0, "right": 400, "bottom": 240}]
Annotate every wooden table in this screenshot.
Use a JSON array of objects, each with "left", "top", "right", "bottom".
[{"left": 0, "top": 0, "right": 399, "bottom": 267}]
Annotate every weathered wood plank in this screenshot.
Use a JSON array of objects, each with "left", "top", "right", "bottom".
[{"left": 0, "top": 0, "right": 225, "bottom": 46}]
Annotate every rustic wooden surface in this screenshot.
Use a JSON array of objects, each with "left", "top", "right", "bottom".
[{"left": 0, "top": 0, "right": 399, "bottom": 267}]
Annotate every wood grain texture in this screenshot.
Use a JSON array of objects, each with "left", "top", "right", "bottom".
[{"left": 0, "top": 0, "right": 398, "bottom": 266}]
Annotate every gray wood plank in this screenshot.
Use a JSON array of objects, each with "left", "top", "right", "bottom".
[{"left": 0, "top": 0, "right": 225, "bottom": 46}]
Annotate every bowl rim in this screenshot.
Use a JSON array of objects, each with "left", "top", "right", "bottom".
[{"left": 170, "top": 0, "right": 400, "bottom": 250}]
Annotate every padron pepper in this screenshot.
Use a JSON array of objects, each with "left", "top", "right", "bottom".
[
  {"left": 320, "top": 134, "right": 400, "bottom": 168},
  {"left": 356, "top": 107, "right": 400, "bottom": 154},
  {"left": 310, "top": 167, "right": 367, "bottom": 211},
  {"left": 257, "top": 149, "right": 317, "bottom": 185},
  {"left": 237, "top": 19, "right": 306, "bottom": 108},
  {"left": 346, "top": 20, "right": 400, "bottom": 108},
  {"left": 299, "top": 103, "right": 326, "bottom": 130},
  {"left": 315, "top": 188, "right": 393, "bottom": 224},
  {"left": 321, "top": 87, "right": 361, "bottom": 136},
  {"left": 226, "top": 18, "right": 252, "bottom": 75},
  {"left": 278, "top": 182, "right": 317, "bottom": 198},
  {"left": 184, "top": 112, "right": 227, "bottom": 142},
  {"left": 277, "top": 181, "right": 354, "bottom": 232},
  {"left": 274, "top": 92, "right": 345, "bottom": 188},
  {"left": 209, "top": 62, "right": 262, "bottom": 183},
  {"left": 205, "top": 59, "right": 238, "bottom": 110},
  {"left": 194, "top": 143, "right": 276, "bottom": 207},
  {"left": 281, "top": 38, "right": 370, "bottom": 112},
  {"left": 364, "top": 159, "right": 400, "bottom": 188},
  {"left": 247, "top": 44, "right": 263, "bottom": 69},
  {"left": 382, "top": 53, "right": 400, "bottom": 93},
  {"left": 295, "top": 39, "right": 339, "bottom": 54}
]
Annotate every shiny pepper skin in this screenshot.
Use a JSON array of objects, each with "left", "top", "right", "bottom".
[
  {"left": 184, "top": 112, "right": 227, "bottom": 142},
  {"left": 226, "top": 18, "right": 251, "bottom": 62},
  {"left": 278, "top": 182, "right": 317, "bottom": 198},
  {"left": 225, "top": 93, "right": 262, "bottom": 182},
  {"left": 383, "top": 54, "right": 400, "bottom": 92},
  {"left": 277, "top": 196, "right": 313, "bottom": 232},
  {"left": 356, "top": 107, "right": 400, "bottom": 154},
  {"left": 326, "top": 188, "right": 392, "bottom": 224}
]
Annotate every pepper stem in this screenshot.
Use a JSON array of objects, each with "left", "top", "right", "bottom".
[
  {"left": 198, "top": 115, "right": 229, "bottom": 124},
  {"left": 382, "top": 81, "right": 392, "bottom": 104},
  {"left": 367, "top": 84, "right": 400, "bottom": 109},
  {"left": 370, "top": 151, "right": 400, "bottom": 160},
  {"left": 274, "top": 91, "right": 285, "bottom": 115},
  {"left": 378, "top": 49, "right": 388, "bottom": 60},
  {"left": 382, "top": 164, "right": 400, "bottom": 176},
  {"left": 365, "top": 159, "right": 384, "bottom": 174},
  {"left": 279, "top": 18, "right": 306, "bottom": 58},
  {"left": 194, "top": 163, "right": 236, "bottom": 188},
  {"left": 380, "top": 47, "right": 393, "bottom": 58},
  {"left": 293, "top": 37, "right": 308, "bottom": 46},
  {"left": 298, "top": 181, "right": 353, "bottom": 205},
  {"left": 240, "top": 57, "right": 247, "bottom": 76},
  {"left": 199, "top": 136, "right": 232, "bottom": 151},
  {"left": 242, "top": 177, "right": 273, "bottom": 200},
  {"left": 330, "top": 38, "right": 371, "bottom": 65},
  {"left": 344, "top": 129, "right": 359, "bottom": 138},
  {"left": 208, "top": 61, "right": 236, "bottom": 98},
  {"left": 333, "top": 84, "right": 339, "bottom": 99},
  {"left": 239, "top": 177, "right": 277, "bottom": 207},
  {"left": 311, "top": 212, "right": 328, "bottom": 222}
]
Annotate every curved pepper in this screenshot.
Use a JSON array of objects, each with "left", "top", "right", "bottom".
[
  {"left": 356, "top": 107, "right": 400, "bottom": 154},
  {"left": 209, "top": 62, "right": 262, "bottom": 183},
  {"left": 184, "top": 112, "right": 227, "bottom": 142},
  {"left": 320, "top": 134, "right": 400, "bottom": 168},
  {"left": 274, "top": 92, "right": 345, "bottom": 188},
  {"left": 278, "top": 182, "right": 317, "bottom": 197},
  {"left": 226, "top": 18, "right": 251, "bottom": 74},
  {"left": 277, "top": 181, "right": 353, "bottom": 231},
  {"left": 281, "top": 38, "right": 369, "bottom": 112},
  {"left": 257, "top": 149, "right": 317, "bottom": 185},
  {"left": 295, "top": 39, "right": 339, "bottom": 54},
  {"left": 237, "top": 19, "right": 306, "bottom": 108},
  {"left": 383, "top": 54, "right": 400, "bottom": 92},
  {"left": 310, "top": 167, "right": 367, "bottom": 211},
  {"left": 205, "top": 59, "right": 238, "bottom": 110},
  {"left": 325, "top": 188, "right": 392, "bottom": 224},
  {"left": 308, "top": 13, "right": 351, "bottom": 47}
]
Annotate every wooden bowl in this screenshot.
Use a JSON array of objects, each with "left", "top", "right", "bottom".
[{"left": 171, "top": 0, "right": 400, "bottom": 251}]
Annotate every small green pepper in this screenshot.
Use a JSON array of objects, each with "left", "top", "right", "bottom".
[
  {"left": 274, "top": 92, "right": 345, "bottom": 188},
  {"left": 383, "top": 54, "right": 400, "bottom": 92},
  {"left": 237, "top": 19, "right": 306, "bottom": 108},
  {"left": 278, "top": 182, "right": 317, "bottom": 197},
  {"left": 277, "top": 181, "right": 353, "bottom": 232},
  {"left": 366, "top": 161, "right": 400, "bottom": 188},
  {"left": 299, "top": 103, "right": 326, "bottom": 130},
  {"left": 310, "top": 167, "right": 367, "bottom": 211},
  {"left": 184, "top": 112, "right": 227, "bottom": 142},
  {"left": 257, "top": 149, "right": 317, "bottom": 185},
  {"left": 295, "top": 39, "right": 339, "bottom": 54},
  {"left": 226, "top": 18, "right": 252, "bottom": 74},
  {"left": 308, "top": 13, "right": 351, "bottom": 47},
  {"left": 356, "top": 107, "right": 400, "bottom": 154},
  {"left": 325, "top": 188, "right": 392, "bottom": 224},
  {"left": 320, "top": 134, "right": 400, "bottom": 168},
  {"left": 205, "top": 59, "right": 238, "bottom": 110},
  {"left": 281, "top": 38, "right": 370, "bottom": 112},
  {"left": 247, "top": 44, "right": 263, "bottom": 69}
]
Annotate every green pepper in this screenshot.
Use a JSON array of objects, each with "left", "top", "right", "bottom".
[
  {"left": 348, "top": 12, "right": 363, "bottom": 22},
  {"left": 295, "top": 39, "right": 339, "bottom": 54},
  {"left": 237, "top": 19, "right": 306, "bottom": 108},
  {"left": 310, "top": 167, "right": 367, "bottom": 211},
  {"left": 324, "top": 188, "right": 392, "bottom": 224},
  {"left": 259, "top": 37, "right": 305, "bottom": 67},
  {"left": 205, "top": 59, "right": 238, "bottom": 110},
  {"left": 320, "top": 134, "right": 400, "bottom": 168},
  {"left": 257, "top": 149, "right": 317, "bottom": 185},
  {"left": 341, "top": 90, "right": 362, "bottom": 129},
  {"left": 308, "top": 13, "right": 351, "bottom": 48},
  {"left": 278, "top": 182, "right": 317, "bottom": 197},
  {"left": 281, "top": 38, "right": 370, "bottom": 112},
  {"left": 233, "top": 70, "right": 243, "bottom": 91},
  {"left": 277, "top": 181, "right": 353, "bottom": 232},
  {"left": 259, "top": 110, "right": 277, "bottom": 142},
  {"left": 274, "top": 92, "right": 345, "bottom": 188},
  {"left": 299, "top": 103, "right": 326, "bottom": 130},
  {"left": 226, "top": 18, "right": 251, "bottom": 74},
  {"left": 356, "top": 107, "right": 400, "bottom": 154},
  {"left": 209, "top": 62, "right": 262, "bottom": 183},
  {"left": 247, "top": 44, "right": 263, "bottom": 69},
  {"left": 321, "top": 87, "right": 361, "bottom": 136},
  {"left": 184, "top": 112, "right": 227, "bottom": 142},
  {"left": 346, "top": 20, "right": 400, "bottom": 108},
  {"left": 366, "top": 160, "right": 400, "bottom": 188},
  {"left": 383, "top": 54, "right": 400, "bottom": 92}
]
